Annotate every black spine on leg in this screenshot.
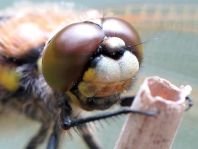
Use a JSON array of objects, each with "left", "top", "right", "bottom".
[
  {"left": 47, "top": 123, "right": 60, "bottom": 149},
  {"left": 47, "top": 134, "right": 58, "bottom": 149},
  {"left": 61, "top": 108, "right": 156, "bottom": 129}
]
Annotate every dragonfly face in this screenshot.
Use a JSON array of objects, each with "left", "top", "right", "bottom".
[
  {"left": 42, "top": 17, "right": 142, "bottom": 111},
  {"left": 0, "top": 6, "right": 144, "bottom": 149}
]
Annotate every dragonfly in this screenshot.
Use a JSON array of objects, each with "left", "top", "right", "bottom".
[
  {"left": 0, "top": 4, "right": 157, "bottom": 149},
  {"left": 0, "top": 3, "right": 193, "bottom": 149}
]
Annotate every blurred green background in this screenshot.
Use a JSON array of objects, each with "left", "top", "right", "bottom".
[{"left": 0, "top": 0, "right": 197, "bottom": 149}]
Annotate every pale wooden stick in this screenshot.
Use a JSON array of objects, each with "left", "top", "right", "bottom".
[{"left": 114, "top": 76, "right": 192, "bottom": 149}]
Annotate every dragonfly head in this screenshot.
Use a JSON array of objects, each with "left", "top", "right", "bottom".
[{"left": 42, "top": 17, "right": 143, "bottom": 110}]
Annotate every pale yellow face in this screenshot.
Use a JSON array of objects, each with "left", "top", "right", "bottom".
[{"left": 78, "top": 50, "right": 139, "bottom": 98}]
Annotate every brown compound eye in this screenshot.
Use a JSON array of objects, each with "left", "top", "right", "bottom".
[
  {"left": 42, "top": 22, "right": 105, "bottom": 91},
  {"left": 102, "top": 17, "right": 143, "bottom": 62}
]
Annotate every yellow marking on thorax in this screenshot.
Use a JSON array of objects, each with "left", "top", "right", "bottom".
[{"left": 0, "top": 66, "right": 20, "bottom": 91}]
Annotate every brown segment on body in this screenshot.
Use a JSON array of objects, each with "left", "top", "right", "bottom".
[{"left": 0, "top": 7, "right": 99, "bottom": 58}]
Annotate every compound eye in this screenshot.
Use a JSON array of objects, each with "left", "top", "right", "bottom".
[
  {"left": 102, "top": 17, "right": 143, "bottom": 62},
  {"left": 55, "top": 22, "right": 104, "bottom": 55},
  {"left": 42, "top": 22, "right": 105, "bottom": 91}
]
